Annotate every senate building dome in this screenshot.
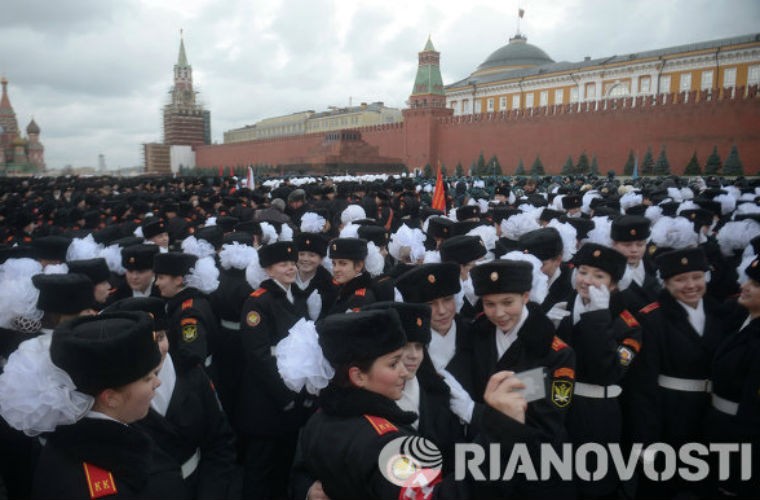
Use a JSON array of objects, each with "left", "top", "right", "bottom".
[{"left": 473, "top": 34, "right": 554, "bottom": 76}]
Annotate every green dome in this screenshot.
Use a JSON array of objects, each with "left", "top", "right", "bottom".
[{"left": 476, "top": 35, "right": 554, "bottom": 74}]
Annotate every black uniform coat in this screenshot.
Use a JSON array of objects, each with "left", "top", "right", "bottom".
[
  {"left": 539, "top": 263, "right": 574, "bottom": 314},
  {"left": 325, "top": 272, "right": 376, "bottom": 315},
  {"left": 235, "top": 279, "right": 312, "bottom": 437},
  {"left": 469, "top": 302, "right": 576, "bottom": 446},
  {"left": 292, "top": 265, "right": 338, "bottom": 320},
  {"left": 134, "top": 364, "right": 237, "bottom": 500},
  {"left": 623, "top": 290, "right": 725, "bottom": 448},
  {"left": 619, "top": 260, "right": 661, "bottom": 315},
  {"left": 165, "top": 287, "right": 219, "bottom": 375},
  {"left": 555, "top": 291, "right": 642, "bottom": 445},
  {"left": 32, "top": 418, "right": 189, "bottom": 500},
  {"left": 702, "top": 301, "right": 760, "bottom": 496},
  {"left": 209, "top": 266, "right": 252, "bottom": 415},
  {"left": 292, "top": 385, "right": 540, "bottom": 500}
]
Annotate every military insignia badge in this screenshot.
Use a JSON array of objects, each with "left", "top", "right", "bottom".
[
  {"left": 246, "top": 311, "right": 261, "bottom": 327},
  {"left": 618, "top": 346, "right": 634, "bottom": 366},
  {"left": 427, "top": 274, "right": 436, "bottom": 284},
  {"left": 180, "top": 318, "right": 198, "bottom": 342},
  {"left": 490, "top": 271, "right": 499, "bottom": 282},
  {"left": 551, "top": 380, "right": 573, "bottom": 407}
]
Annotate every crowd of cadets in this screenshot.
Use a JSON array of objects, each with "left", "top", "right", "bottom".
[{"left": 0, "top": 172, "right": 758, "bottom": 499}]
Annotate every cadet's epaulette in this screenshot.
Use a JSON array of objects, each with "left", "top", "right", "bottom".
[
  {"left": 82, "top": 462, "right": 118, "bottom": 499},
  {"left": 181, "top": 298, "right": 193, "bottom": 310},
  {"left": 551, "top": 336, "right": 569, "bottom": 351},
  {"left": 363, "top": 414, "right": 398, "bottom": 436},
  {"left": 639, "top": 302, "right": 660, "bottom": 315},
  {"left": 251, "top": 288, "right": 267, "bottom": 298},
  {"left": 355, "top": 288, "right": 367, "bottom": 297},
  {"left": 619, "top": 310, "right": 640, "bottom": 328}
]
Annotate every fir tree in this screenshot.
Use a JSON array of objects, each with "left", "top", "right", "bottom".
[
  {"left": 514, "top": 159, "right": 526, "bottom": 176},
  {"left": 440, "top": 163, "right": 447, "bottom": 176},
  {"left": 488, "top": 155, "right": 503, "bottom": 176},
  {"left": 723, "top": 145, "right": 744, "bottom": 176},
  {"left": 476, "top": 152, "right": 487, "bottom": 176},
  {"left": 590, "top": 155, "right": 600, "bottom": 175},
  {"left": 576, "top": 152, "right": 590, "bottom": 174},
  {"left": 623, "top": 150, "right": 635, "bottom": 176},
  {"left": 455, "top": 162, "right": 464, "bottom": 177},
  {"left": 561, "top": 156, "right": 574, "bottom": 175},
  {"left": 530, "top": 155, "right": 545, "bottom": 176},
  {"left": 653, "top": 146, "right": 671, "bottom": 175},
  {"left": 423, "top": 163, "right": 432, "bottom": 178},
  {"left": 683, "top": 152, "right": 701, "bottom": 176},
  {"left": 704, "top": 146, "right": 722, "bottom": 175},
  {"left": 641, "top": 147, "right": 655, "bottom": 176}
]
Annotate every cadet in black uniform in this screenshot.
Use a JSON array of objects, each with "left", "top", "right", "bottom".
[
  {"left": 107, "top": 243, "right": 162, "bottom": 305},
  {"left": 292, "top": 309, "right": 536, "bottom": 500},
  {"left": 293, "top": 231, "right": 336, "bottom": 320},
  {"left": 67, "top": 257, "right": 113, "bottom": 310},
  {"left": 703, "top": 258, "right": 760, "bottom": 498},
  {"left": 236, "top": 241, "right": 311, "bottom": 499},
  {"left": 154, "top": 252, "right": 219, "bottom": 374},
  {"left": 554, "top": 242, "right": 642, "bottom": 498},
  {"left": 624, "top": 247, "right": 724, "bottom": 499},
  {"left": 108, "top": 297, "right": 239, "bottom": 500},
  {"left": 469, "top": 260, "right": 577, "bottom": 499},
  {"left": 439, "top": 235, "right": 487, "bottom": 320},
  {"left": 1, "top": 311, "right": 189, "bottom": 499},
  {"left": 611, "top": 215, "right": 661, "bottom": 313},
  {"left": 517, "top": 227, "right": 574, "bottom": 314},
  {"left": 325, "top": 237, "right": 377, "bottom": 314}
]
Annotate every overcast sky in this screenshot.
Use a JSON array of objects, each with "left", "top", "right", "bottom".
[{"left": 1, "top": 0, "right": 758, "bottom": 170}]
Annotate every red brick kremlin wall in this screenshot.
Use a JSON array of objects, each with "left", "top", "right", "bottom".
[{"left": 195, "top": 86, "right": 760, "bottom": 174}]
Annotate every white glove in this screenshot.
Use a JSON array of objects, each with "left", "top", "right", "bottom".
[
  {"left": 440, "top": 369, "right": 474, "bottom": 424},
  {"left": 546, "top": 301, "right": 570, "bottom": 327},
  {"left": 306, "top": 290, "right": 322, "bottom": 321},
  {"left": 587, "top": 285, "right": 610, "bottom": 312}
]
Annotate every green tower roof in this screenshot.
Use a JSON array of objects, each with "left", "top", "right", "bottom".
[
  {"left": 177, "top": 35, "right": 188, "bottom": 67},
  {"left": 411, "top": 37, "right": 444, "bottom": 96}
]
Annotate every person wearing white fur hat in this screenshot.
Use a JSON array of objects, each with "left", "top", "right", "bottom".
[
  {"left": 236, "top": 240, "right": 313, "bottom": 499},
  {"left": 553, "top": 243, "right": 642, "bottom": 497}
]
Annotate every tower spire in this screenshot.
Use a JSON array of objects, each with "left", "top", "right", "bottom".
[
  {"left": 410, "top": 36, "right": 445, "bottom": 103},
  {"left": 178, "top": 28, "right": 188, "bottom": 67}
]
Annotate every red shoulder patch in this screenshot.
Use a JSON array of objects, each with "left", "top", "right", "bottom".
[
  {"left": 181, "top": 298, "right": 193, "bottom": 310},
  {"left": 639, "top": 302, "right": 660, "bottom": 315},
  {"left": 354, "top": 288, "right": 367, "bottom": 297},
  {"left": 251, "top": 288, "right": 267, "bottom": 298},
  {"left": 619, "top": 310, "right": 640, "bottom": 328},
  {"left": 82, "top": 462, "right": 118, "bottom": 499},
  {"left": 551, "top": 336, "right": 569, "bottom": 351},
  {"left": 363, "top": 414, "right": 398, "bottom": 436},
  {"left": 553, "top": 367, "right": 575, "bottom": 379}
]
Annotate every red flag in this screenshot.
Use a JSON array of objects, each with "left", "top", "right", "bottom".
[{"left": 432, "top": 162, "right": 446, "bottom": 211}]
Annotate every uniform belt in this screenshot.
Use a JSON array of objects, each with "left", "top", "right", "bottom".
[
  {"left": 573, "top": 382, "right": 622, "bottom": 398},
  {"left": 657, "top": 374, "right": 712, "bottom": 393},
  {"left": 220, "top": 319, "right": 241, "bottom": 330},
  {"left": 711, "top": 394, "right": 739, "bottom": 416},
  {"left": 181, "top": 448, "right": 201, "bottom": 479}
]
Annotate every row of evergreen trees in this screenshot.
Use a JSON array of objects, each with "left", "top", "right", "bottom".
[{"left": 422, "top": 145, "right": 746, "bottom": 178}]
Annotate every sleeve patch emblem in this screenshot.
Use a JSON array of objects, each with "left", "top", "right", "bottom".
[
  {"left": 618, "top": 346, "right": 634, "bottom": 366},
  {"left": 82, "top": 462, "right": 118, "bottom": 499},
  {"left": 364, "top": 414, "right": 398, "bottom": 435},
  {"left": 622, "top": 337, "right": 641, "bottom": 353},
  {"left": 246, "top": 311, "right": 261, "bottom": 327},
  {"left": 551, "top": 380, "right": 573, "bottom": 407},
  {"left": 181, "top": 323, "right": 198, "bottom": 342}
]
